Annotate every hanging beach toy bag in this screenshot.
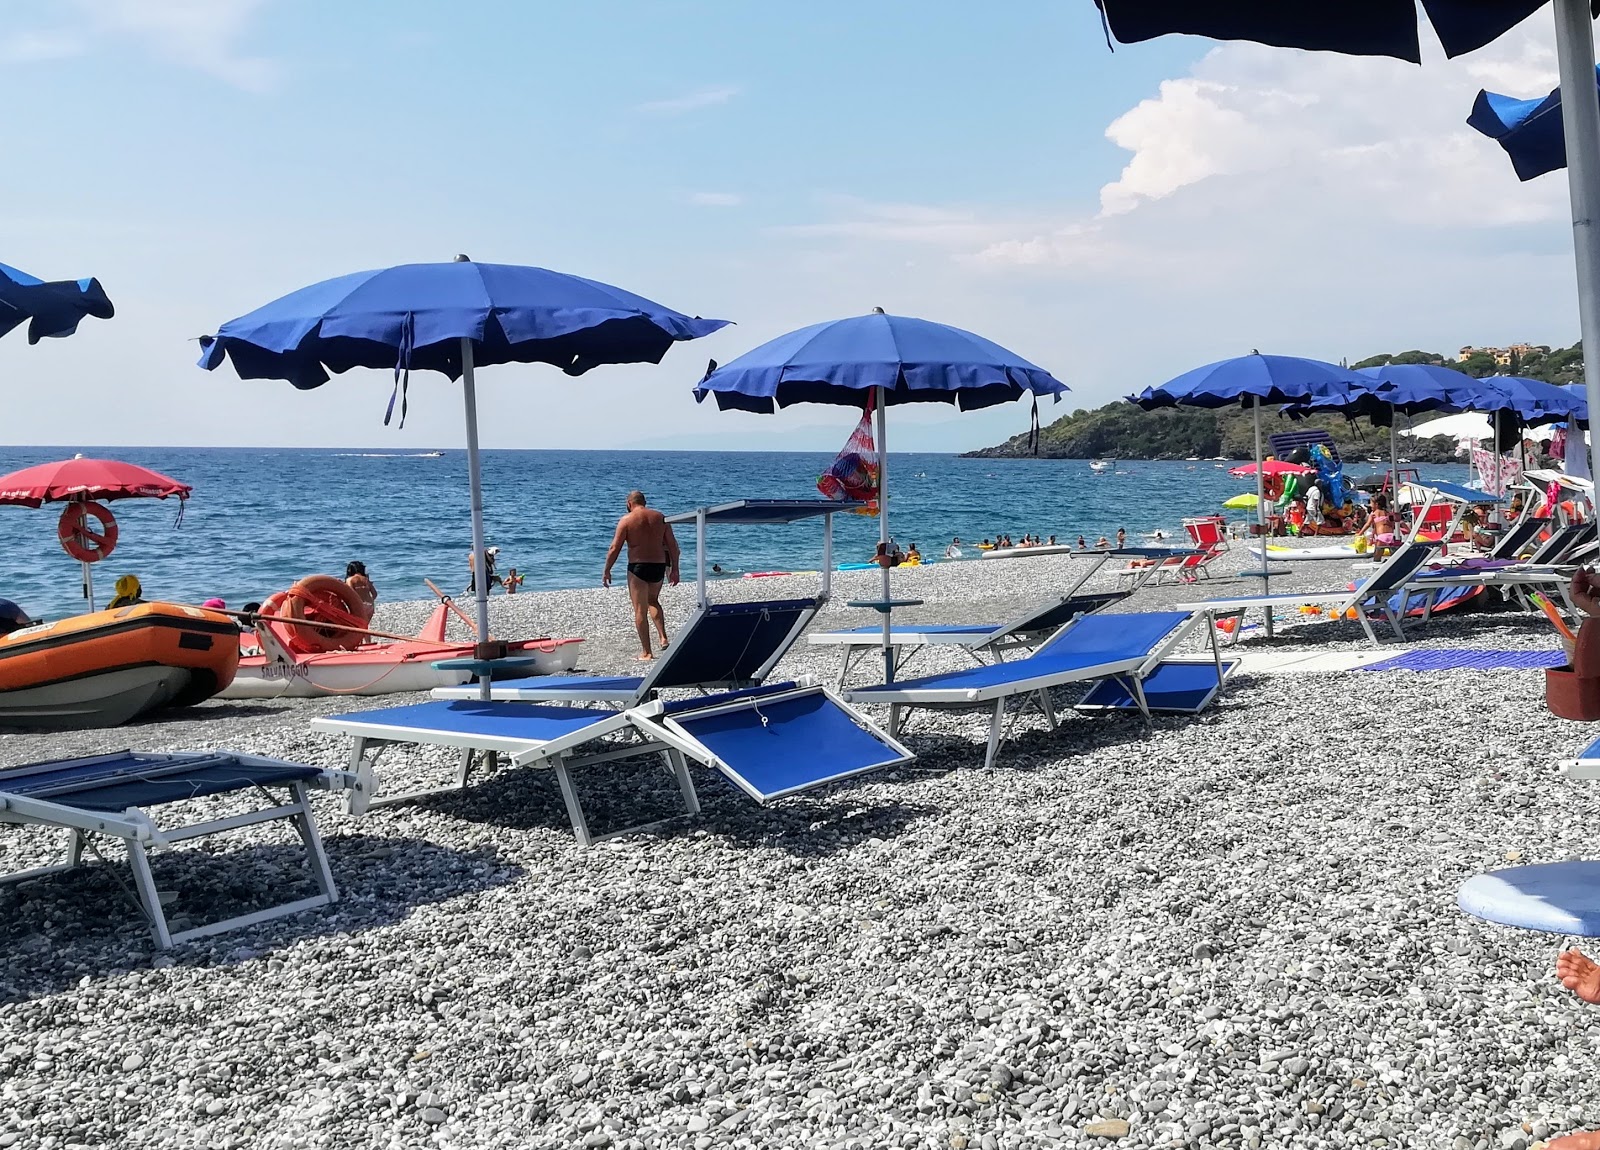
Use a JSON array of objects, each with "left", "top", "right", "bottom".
[{"left": 816, "top": 399, "right": 881, "bottom": 516}]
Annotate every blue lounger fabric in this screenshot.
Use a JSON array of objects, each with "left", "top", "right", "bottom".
[
  {"left": 1077, "top": 659, "right": 1238, "bottom": 713},
  {"left": 849, "top": 612, "right": 1190, "bottom": 697},
  {"left": 335, "top": 699, "right": 621, "bottom": 739},
  {"left": 1459, "top": 862, "right": 1600, "bottom": 936},
  {"left": 668, "top": 689, "right": 905, "bottom": 802},
  {"left": 0, "top": 752, "right": 323, "bottom": 812}
]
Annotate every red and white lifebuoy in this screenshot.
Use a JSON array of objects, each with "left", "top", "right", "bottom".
[{"left": 58, "top": 501, "right": 118, "bottom": 563}]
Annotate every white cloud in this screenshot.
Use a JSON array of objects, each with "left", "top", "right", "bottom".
[
  {"left": 636, "top": 86, "right": 740, "bottom": 116},
  {"left": 3, "top": 0, "right": 276, "bottom": 91},
  {"left": 688, "top": 191, "right": 743, "bottom": 207}
]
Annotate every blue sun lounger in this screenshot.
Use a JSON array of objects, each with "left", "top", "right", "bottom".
[
  {"left": 312, "top": 681, "right": 912, "bottom": 844},
  {"left": 1179, "top": 541, "right": 1437, "bottom": 646},
  {"left": 806, "top": 549, "right": 1173, "bottom": 685},
  {"left": 842, "top": 610, "right": 1217, "bottom": 769},
  {"left": 1402, "top": 521, "right": 1598, "bottom": 624},
  {"left": 434, "top": 597, "right": 821, "bottom": 705},
  {"left": 0, "top": 750, "right": 372, "bottom": 948}
]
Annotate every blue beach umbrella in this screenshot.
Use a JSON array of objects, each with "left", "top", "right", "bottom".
[
  {"left": 200, "top": 256, "right": 729, "bottom": 679},
  {"left": 0, "top": 262, "right": 113, "bottom": 343},
  {"left": 1130, "top": 353, "right": 1368, "bottom": 617},
  {"left": 1468, "top": 68, "right": 1600, "bottom": 180},
  {"left": 694, "top": 309, "right": 1068, "bottom": 682},
  {"left": 1095, "top": 0, "right": 1600, "bottom": 479}
]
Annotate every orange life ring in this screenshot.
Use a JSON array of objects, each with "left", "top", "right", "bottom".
[
  {"left": 58, "top": 501, "right": 118, "bottom": 563},
  {"left": 281, "top": 575, "right": 369, "bottom": 653}
]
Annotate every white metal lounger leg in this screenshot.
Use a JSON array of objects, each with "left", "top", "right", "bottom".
[
  {"left": 664, "top": 749, "right": 700, "bottom": 816},
  {"left": 551, "top": 755, "right": 594, "bottom": 848},
  {"left": 983, "top": 699, "right": 1006, "bottom": 770},
  {"left": 889, "top": 704, "right": 903, "bottom": 739},
  {"left": 289, "top": 781, "right": 339, "bottom": 905},
  {"left": 125, "top": 838, "right": 175, "bottom": 950},
  {"left": 1383, "top": 603, "right": 1407, "bottom": 642},
  {"left": 1127, "top": 675, "right": 1153, "bottom": 728},
  {"left": 1355, "top": 606, "right": 1382, "bottom": 647},
  {"left": 1038, "top": 689, "right": 1057, "bottom": 730}
]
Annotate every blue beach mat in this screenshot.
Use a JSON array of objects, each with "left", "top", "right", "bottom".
[{"left": 1356, "top": 649, "right": 1565, "bottom": 672}]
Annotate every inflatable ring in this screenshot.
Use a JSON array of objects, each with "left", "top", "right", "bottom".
[
  {"left": 282, "top": 575, "right": 369, "bottom": 653},
  {"left": 58, "top": 501, "right": 118, "bottom": 563}
]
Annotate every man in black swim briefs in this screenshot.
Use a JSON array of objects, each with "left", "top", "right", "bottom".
[{"left": 602, "top": 490, "right": 681, "bottom": 660}]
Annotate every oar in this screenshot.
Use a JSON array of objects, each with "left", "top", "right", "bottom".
[
  {"left": 425, "top": 578, "right": 483, "bottom": 637},
  {"left": 214, "top": 606, "right": 429, "bottom": 647}
]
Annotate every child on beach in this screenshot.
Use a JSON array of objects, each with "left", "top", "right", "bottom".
[{"left": 504, "top": 567, "right": 524, "bottom": 594}]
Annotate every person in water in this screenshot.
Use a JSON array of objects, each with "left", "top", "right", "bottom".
[
  {"left": 1076, "top": 535, "right": 1087, "bottom": 550},
  {"left": 108, "top": 574, "right": 144, "bottom": 609},
  {"left": 603, "top": 490, "right": 680, "bottom": 661},
  {"left": 345, "top": 561, "right": 377, "bottom": 621},
  {"left": 945, "top": 537, "right": 962, "bottom": 559},
  {"left": 504, "top": 567, "right": 524, "bottom": 594},
  {"left": 0, "top": 598, "right": 33, "bottom": 636},
  {"left": 906, "top": 542, "right": 922, "bottom": 563},
  {"left": 1095, "top": 535, "right": 1110, "bottom": 549},
  {"left": 1116, "top": 527, "right": 1127, "bottom": 548}
]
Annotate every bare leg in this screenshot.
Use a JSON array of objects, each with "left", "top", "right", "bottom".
[
  {"left": 1549, "top": 1132, "right": 1600, "bottom": 1149},
  {"left": 647, "top": 581, "right": 669, "bottom": 648},
  {"left": 626, "top": 573, "right": 653, "bottom": 659}
]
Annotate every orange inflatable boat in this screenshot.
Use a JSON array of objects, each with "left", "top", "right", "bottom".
[{"left": 0, "top": 602, "right": 239, "bottom": 729}]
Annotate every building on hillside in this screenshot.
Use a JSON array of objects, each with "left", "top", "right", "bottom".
[{"left": 1457, "top": 342, "right": 1545, "bottom": 365}]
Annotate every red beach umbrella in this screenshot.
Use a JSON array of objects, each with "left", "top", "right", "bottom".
[
  {"left": 0, "top": 455, "right": 191, "bottom": 611},
  {"left": 0, "top": 456, "right": 190, "bottom": 508},
  {"left": 1228, "top": 460, "right": 1316, "bottom": 478}
]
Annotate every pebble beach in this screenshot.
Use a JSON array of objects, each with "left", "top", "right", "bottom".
[{"left": 3, "top": 546, "right": 1598, "bottom": 1150}]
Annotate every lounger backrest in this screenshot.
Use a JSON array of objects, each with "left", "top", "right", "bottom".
[
  {"left": 1032, "top": 611, "right": 1193, "bottom": 665},
  {"left": 1361, "top": 543, "right": 1435, "bottom": 594},
  {"left": 1539, "top": 521, "right": 1597, "bottom": 564},
  {"left": 1491, "top": 515, "right": 1548, "bottom": 560},
  {"left": 989, "top": 591, "right": 1125, "bottom": 643},
  {"left": 642, "top": 598, "right": 820, "bottom": 692}
]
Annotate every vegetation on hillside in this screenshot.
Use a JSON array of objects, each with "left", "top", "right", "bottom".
[{"left": 966, "top": 342, "right": 1582, "bottom": 460}]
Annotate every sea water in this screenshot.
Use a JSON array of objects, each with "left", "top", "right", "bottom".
[{"left": 0, "top": 447, "right": 1469, "bottom": 619}]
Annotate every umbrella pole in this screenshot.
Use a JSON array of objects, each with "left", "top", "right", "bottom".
[
  {"left": 876, "top": 386, "right": 894, "bottom": 683},
  {"left": 460, "top": 336, "right": 493, "bottom": 701},
  {"left": 1389, "top": 419, "right": 1400, "bottom": 516},
  {"left": 1553, "top": 0, "right": 1600, "bottom": 482},
  {"left": 1253, "top": 396, "right": 1272, "bottom": 638},
  {"left": 83, "top": 559, "right": 93, "bottom": 613}
]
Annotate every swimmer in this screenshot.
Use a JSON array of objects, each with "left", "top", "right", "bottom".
[{"left": 1095, "top": 535, "right": 1110, "bottom": 549}]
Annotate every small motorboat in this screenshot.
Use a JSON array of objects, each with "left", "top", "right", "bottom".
[
  {"left": 0, "top": 602, "right": 240, "bottom": 729},
  {"left": 223, "top": 589, "right": 583, "bottom": 699},
  {"left": 1089, "top": 459, "right": 1115, "bottom": 474}
]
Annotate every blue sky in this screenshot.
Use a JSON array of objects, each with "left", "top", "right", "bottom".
[{"left": 0, "top": 1, "right": 1579, "bottom": 451}]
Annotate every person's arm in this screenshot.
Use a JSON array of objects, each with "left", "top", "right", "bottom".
[
  {"left": 603, "top": 520, "right": 626, "bottom": 587},
  {"left": 664, "top": 523, "right": 681, "bottom": 586},
  {"left": 1572, "top": 568, "right": 1600, "bottom": 618}
]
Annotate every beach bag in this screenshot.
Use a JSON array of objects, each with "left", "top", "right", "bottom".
[{"left": 817, "top": 403, "right": 881, "bottom": 516}]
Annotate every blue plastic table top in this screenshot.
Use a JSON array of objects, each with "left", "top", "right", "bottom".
[
  {"left": 430, "top": 656, "right": 546, "bottom": 675},
  {"left": 1459, "top": 861, "right": 1600, "bottom": 935},
  {"left": 846, "top": 598, "right": 923, "bottom": 612}
]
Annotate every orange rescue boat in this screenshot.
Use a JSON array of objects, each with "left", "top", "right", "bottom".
[{"left": 0, "top": 602, "right": 240, "bottom": 729}]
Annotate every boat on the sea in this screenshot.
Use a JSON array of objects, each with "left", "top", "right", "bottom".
[
  {"left": 224, "top": 593, "right": 583, "bottom": 699},
  {"left": 0, "top": 602, "right": 240, "bottom": 729},
  {"left": 1090, "top": 459, "right": 1115, "bottom": 474}
]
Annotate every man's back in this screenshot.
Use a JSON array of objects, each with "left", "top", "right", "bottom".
[{"left": 619, "top": 506, "right": 671, "bottom": 562}]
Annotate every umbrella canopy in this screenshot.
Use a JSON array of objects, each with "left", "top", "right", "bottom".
[
  {"left": 0, "top": 262, "right": 114, "bottom": 344},
  {"left": 1128, "top": 353, "right": 1366, "bottom": 411},
  {"left": 1229, "top": 460, "right": 1315, "bottom": 477},
  {"left": 201, "top": 257, "right": 729, "bottom": 683},
  {"left": 1094, "top": 0, "right": 1588, "bottom": 62},
  {"left": 1400, "top": 411, "right": 1498, "bottom": 441},
  {"left": 695, "top": 310, "right": 1068, "bottom": 682},
  {"left": 691, "top": 311, "right": 1065, "bottom": 412},
  {"left": 1467, "top": 68, "right": 1598, "bottom": 180},
  {"left": 0, "top": 457, "right": 190, "bottom": 508},
  {"left": 199, "top": 259, "right": 728, "bottom": 389},
  {"left": 1476, "top": 375, "right": 1588, "bottom": 426}
]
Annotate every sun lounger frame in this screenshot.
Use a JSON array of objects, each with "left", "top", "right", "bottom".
[
  {"left": 1179, "top": 541, "right": 1436, "bottom": 646},
  {"left": 433, "top": 596, "right": 822, "bottom": 705},
  {"left": 844, "top": 611, "right": 1217, "bottom": 769},
  {"left": 316, "top": 681, "right": 907, "bottom": 846},
  {"left": 0, "top": 750, "right": 370, "bottom": 949}
]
